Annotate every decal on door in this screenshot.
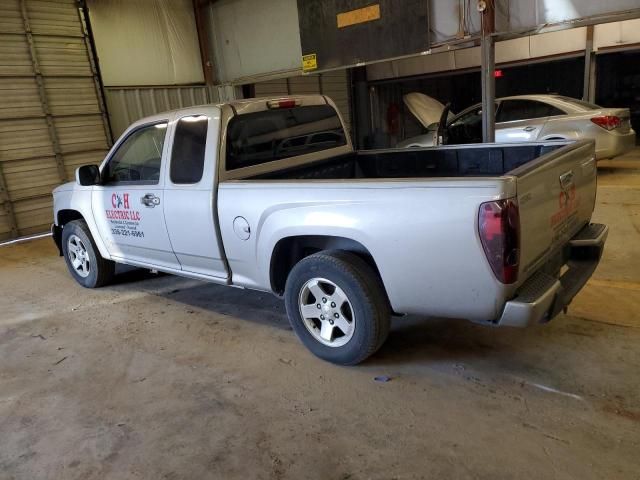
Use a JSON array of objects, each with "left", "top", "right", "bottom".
[{"left": 105, "top": 192, "right": 144, "bottom": 238}]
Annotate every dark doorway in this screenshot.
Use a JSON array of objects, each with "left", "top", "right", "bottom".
[
  {"left": 596, "top": 50, "right": 640, "bottom": 143},
  {"left": 495, "top": 57, "right": 585, "bottom": 99}
]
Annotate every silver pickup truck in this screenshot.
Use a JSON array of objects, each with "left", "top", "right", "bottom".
[{"left": 52, "top": 95, "right": 608, "bottom": 365}]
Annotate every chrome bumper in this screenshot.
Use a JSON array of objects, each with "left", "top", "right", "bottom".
[{"left": 498, "top": 223, "right": 608, "bottom": 327}]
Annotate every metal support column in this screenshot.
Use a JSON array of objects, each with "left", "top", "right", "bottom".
[
  {"left": 480, "top": 0, "right": 496, "bottom": 143},
  {"left": 19, "top": 0, "right": 67, "bottom": 183},
  {"left": 583, "top": 25, "right": 596, "bottom": 103},
  {"left": 77, "top": 4, "right": 114, "bottom": 146},
  {"left": 193, "top": 0, "right": 215, "bottom": 86},
  {"left": 352, "top": 66, "right": 371, "bottom": 149}
]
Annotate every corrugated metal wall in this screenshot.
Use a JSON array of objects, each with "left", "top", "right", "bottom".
[
  {"left": 0, "top": 0, "right": 111, "bottom": 240},
  {"left": 253, "top": 70, "right": 352, "bottom": 134},
  {"left": 104, "top": 86, "right": 217, "bottom": 138}
]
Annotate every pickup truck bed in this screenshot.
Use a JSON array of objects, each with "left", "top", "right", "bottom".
[
  {"left": 253, "top": 144, "right": 564, "bottom": 180},
  {"left": 219, "top": 138, "right": 602, "bottom": 326}
]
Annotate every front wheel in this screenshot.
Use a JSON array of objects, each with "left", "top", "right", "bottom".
[
  {"left": 284, "top": 251, "right": 391, "bottom": 365},
  {"left": 61, "top": 220, "right": 115, "bottom": 288}
]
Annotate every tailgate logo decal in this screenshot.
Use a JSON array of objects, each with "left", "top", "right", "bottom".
[{"left": 550, "top": 175, "right": 579, "bottom": 228}]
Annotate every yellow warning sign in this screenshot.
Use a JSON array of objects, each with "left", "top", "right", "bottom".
[
  {"left": 337, "top": 4, "right": 381, "bottom": 28},
  {"left": 302, "top": 53, "right": 317, "bottom": 72}
]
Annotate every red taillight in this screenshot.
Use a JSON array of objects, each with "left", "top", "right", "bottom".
[
  {"left": 478, "top": 199, "right": 520, "bottom": 284},
  {"left": 267, "top": 98, "right": 301, "bottom": 109},
  {"left": 590, "top": 115, "right": 621, "bottom": 131}
]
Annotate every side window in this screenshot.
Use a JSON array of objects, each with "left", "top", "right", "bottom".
[
  {"left": 447, "top": 105, "right": 493, "bottom": 144},
  {"left": 497, "top": 101, "right": 527, "bottom": 122},
  {"left": 450, "top": 106, "right": 483, "bottom": 129},
  {"left": 497, "top": 100, "right": 565, "bottom": 123},
  {"left": 544, "top": 104, "right": 565, "bottom": 117},
  {"left": 170, "top": 115, "right": 208, "bottom": 184},
  {"left": 103, "top": 122, "right": 168, "bottom": 184}
]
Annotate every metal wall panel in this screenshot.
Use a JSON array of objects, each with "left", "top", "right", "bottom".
[
  {"left": 253, "top": 70, "right": 352, "bottom": 134},
  {"left": 253, "top": 78, "right": 289, "bottom": 97},
  {"left": 104, "top": 86, "right": 216, "bottom": 138},
  {"left": 0, "top": 0, "right": 111, "bottom": 240},
  {"left": 321, "top": 70, "right": 351, "bottom": 133},
  {"left": 368, "top": 27, "right": 592, "bottom": 81},
  {"left": 297, "top": 0, "right": 430, "bottom": 71},
  {"left": 503, "top": 0, "right": 640, "bottom": 32},
  {"left": 208, "top": 0, "right": 302, "bottom": 83},
  {"left": 594, "top": 18, "right": 640, "bottom": 51},
  {"left": 87, "top": 0, "right": 204, "bottom": 86}
]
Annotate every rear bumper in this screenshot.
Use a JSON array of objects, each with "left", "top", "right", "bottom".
[
  {"left": 596, "top": 130, "right": 636, "bottom": 159},
  {"left": 497, "top": 223, "right": 608, "bottom": 327}
]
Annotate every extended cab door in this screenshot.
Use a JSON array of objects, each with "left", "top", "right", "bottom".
[
  {"left": 92, "top": 120, "right": 180, "bottom": 268},
  {"left": 163, "top": 109, "right": 228, "bottom": 279}
]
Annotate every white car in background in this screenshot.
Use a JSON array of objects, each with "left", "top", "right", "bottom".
[{"left": 398, "top": 93, "right": 636, "bottom": 159}]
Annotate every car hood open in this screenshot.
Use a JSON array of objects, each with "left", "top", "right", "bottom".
[{"left": 403, "top": 92, "right": 453, "bottom": 129}]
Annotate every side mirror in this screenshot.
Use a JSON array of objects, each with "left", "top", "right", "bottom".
[{"left": 75, "top": 165, "right": 100, "bottom": 186}]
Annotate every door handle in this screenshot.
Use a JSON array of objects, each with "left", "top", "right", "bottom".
[
  {"left": 559, "top": 170, "right": 575, "bottom": 189},
  {"left": 523, "top": 126, "right": 536, "bottom": 132},
  {"left": 140, "top": 193, "right": 160, "bottom": 207}
]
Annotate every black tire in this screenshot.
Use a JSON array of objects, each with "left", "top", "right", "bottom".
[
  {"left": 284, "top": 250, "right": 391, "bottom": 365},
  {"left": 61, "top": 219, "right": 115, "bottom": 288}
]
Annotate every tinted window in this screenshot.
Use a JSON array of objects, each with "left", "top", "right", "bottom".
[
  {"left": 226, "top": 105, "right": 346, "bottom": 170},
  {"left": 497, "top": 100, "right": 565, "bottom": 123},
  {"left": 170, "top": 115, "right": 208, "bottom": 184},
  {"left": 104, "top": 123, "right": 167, "bottom": 184},
  {"left": 447, "top": 104, "right": 497, "bottom": 144},
  {"left": 450, "top": 106, "right": 482, "bottom": 127}
]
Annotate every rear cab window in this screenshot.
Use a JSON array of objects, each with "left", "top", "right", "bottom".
[{"left": 226, "top": 104, "right": 347, "bottom": 171}]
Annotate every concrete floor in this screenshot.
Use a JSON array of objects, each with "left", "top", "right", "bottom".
[{"left": 1, "top": 152, "right": 639, "bottom": 480}]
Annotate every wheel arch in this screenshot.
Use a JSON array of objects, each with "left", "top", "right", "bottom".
[
  {"left": 269, "top": 235, "right": 386, "bottom": 297},
  {"left": 55, "top": 207, "right": 111, "bottom": 260},
  {"left": 57, "top": 208, "right": 85, "bottom": 226},
  {"left": 52, "top": 209, "right": 85, "bottom": 255}
]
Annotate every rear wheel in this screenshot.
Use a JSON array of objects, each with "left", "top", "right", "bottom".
[
  {"left": 284, "top": 250, "right": 390, "bottom": 365},
  {"left": 62, "top": 220, "right": 115, "bottom": 288}
]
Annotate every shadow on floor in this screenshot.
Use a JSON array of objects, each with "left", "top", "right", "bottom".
[
  {"left": 103, "top": 269, "right": 594, "bottom": 370},
  {"left": 145, "top": 278, "right": 539, "bottom": 367},
  {"left": 156, "top": 281, "right": 291, "bottom": 331}
]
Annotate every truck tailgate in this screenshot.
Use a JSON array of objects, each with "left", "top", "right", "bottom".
[{"left": 513, "top": 141, "right": 597, "bottom": 281}]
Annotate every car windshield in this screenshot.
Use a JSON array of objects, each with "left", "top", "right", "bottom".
[{"left": 553, "top": 96, "right": 601, "bottom": 110}]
